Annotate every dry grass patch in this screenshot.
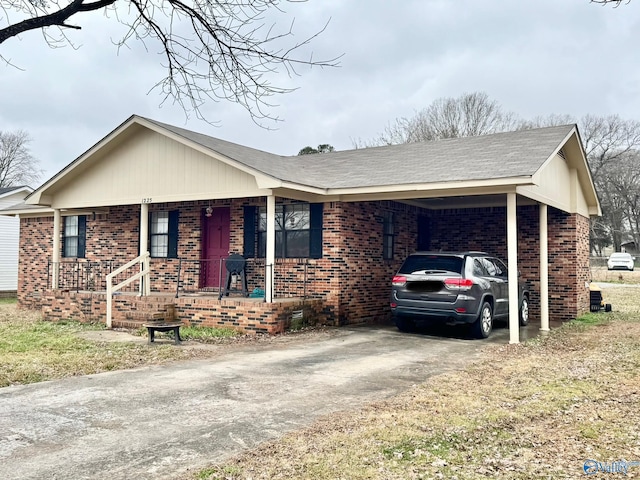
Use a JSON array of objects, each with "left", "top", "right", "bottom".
[
  {"left": 197, "top": 286, "right": 640, "bottom": 480},
  {"left": 591, "top": 266, "right": 640, "bottom": 284},
  {"left": 0, "top": 304, "right": 227, "bottom": 387}
]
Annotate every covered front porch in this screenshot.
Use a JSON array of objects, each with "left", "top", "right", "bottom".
[
  {"left": 37, "top": 247, "right": 327, "bottom": 334},
  {"left": 38, "top": 288, "right": 327, "bottom": 334}
]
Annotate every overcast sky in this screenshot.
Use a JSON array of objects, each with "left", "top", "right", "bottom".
[{"left": 1, "top": 0, "right": 640, "bottom": 184}]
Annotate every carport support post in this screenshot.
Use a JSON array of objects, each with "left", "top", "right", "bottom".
[
  {"left": 52, "top": 209, "right": 61, "bottom": 289},
  {"left": 265, "top": 194, "right": 275, "bottom": 303},
  {"left": 139, "top": 203, "right": 149, "bottom": 296},
  {"left": 507, "top": 193, "right": 519, "bottom": 344},
  {"left": 540, "top": 204, "right": 550, "bottom": 332}
]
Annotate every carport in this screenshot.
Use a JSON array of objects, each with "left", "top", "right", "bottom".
[{"left": 286, "top": 125, "right": 601, "bottom": 343}]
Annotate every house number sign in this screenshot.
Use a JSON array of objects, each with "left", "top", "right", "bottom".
[{"left": 141, "top": 198, "right": 153, "bottom": 204}]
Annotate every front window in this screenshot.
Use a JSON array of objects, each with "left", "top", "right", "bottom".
[
  {"left": 150, "top": 211, "right": 169, "bottom": 258},
  {"left": 383, "top": 211, "right": 394, "bottom": 260},
  {"left": 62, "top": 215, "right": 86, "bottom": 258},
  {"left": 63, "top": 216, "right": 79, "bottom": 257},
  {"left": 258, "top": 204, "right": 310, "bottom": 258}
]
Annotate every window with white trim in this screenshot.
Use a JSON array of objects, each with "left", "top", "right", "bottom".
[{"left": 62, "top": 215, "right": 86, "bottom": 258}]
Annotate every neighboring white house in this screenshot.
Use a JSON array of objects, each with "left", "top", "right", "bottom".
[{"left": 0, "top": 186, "right": 32, "bottom": 293}]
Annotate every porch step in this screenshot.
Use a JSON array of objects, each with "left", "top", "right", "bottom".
[
  {"left": 112, "top": 302, "right": 177, "bottom": 329},
  {"left": 111, "top": 318, "right": 148, "bottom": 330}
]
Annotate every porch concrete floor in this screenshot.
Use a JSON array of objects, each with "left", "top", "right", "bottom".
[{"left": 1, "top": 320, "right": 551, "bottom": 480}]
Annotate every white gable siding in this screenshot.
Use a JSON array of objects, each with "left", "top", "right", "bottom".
[
  {"left": 519, "top": 154, "right": 591, "bottom": 217},
  {"left": 51, "top": 128, "right": 266, "bottom": 209},
  {"left": 0, "top": 192, "right": 26, "bottom": 291}
]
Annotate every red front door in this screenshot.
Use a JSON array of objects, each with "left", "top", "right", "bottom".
[{"left": 202, "top": 207, "right": 230, "bottom": 288}]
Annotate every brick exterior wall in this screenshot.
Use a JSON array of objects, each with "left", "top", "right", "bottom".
[
  {"left": 18, "top": 198, "right": 590, "bottom": 331},
  {"left": 18, "top": 217, "right": 53, "bottom": 309},
  {"left": 548, "top": 209, "right": 591, "bottom": 320}
]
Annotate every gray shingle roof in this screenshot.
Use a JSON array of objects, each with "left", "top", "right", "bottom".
[
  {"left": 145, "top": 117, "right": 574, "bottom": 190},
  {"left": 0, "top": 185, "right": 28, "bottom": 195}
]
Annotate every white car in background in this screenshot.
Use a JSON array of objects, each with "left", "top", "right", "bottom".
[{"left": 607, "top": 252, "right": 635, "bottom": 271}]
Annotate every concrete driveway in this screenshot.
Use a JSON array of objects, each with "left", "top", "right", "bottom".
[{"left": 0, "top": 322, "right": 538, "bottom": 480}]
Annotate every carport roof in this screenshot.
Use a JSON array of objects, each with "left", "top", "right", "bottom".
[{"left": 146, "top": 117, "right": 575, "bottom": 189}]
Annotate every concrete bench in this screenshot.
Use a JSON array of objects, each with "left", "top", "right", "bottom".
[{"left": 143, "top": 322, "right": 183, "bottom": 345}]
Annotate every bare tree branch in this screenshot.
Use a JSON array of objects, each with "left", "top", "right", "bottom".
[
  {"left": 0, "top": 0, "right": 340, "bottom": 124},
  {"left": 0, "top": 130, "right": 43, "bottom": 188},
  {"left": 591, "top": 0, "right": 631, "bottom": 6},
  {"left": 367, "top": 92, "right": 519, "bottom": 146}
]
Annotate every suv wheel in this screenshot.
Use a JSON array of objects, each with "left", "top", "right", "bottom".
[
  {"left": 395, "top": 316, "right": 415, "bottom": 333},
  {"left": 519, "top": 296, "right": 530, "bottom": 326},
  {"left": 473, "top": 301, "right": 493, "bottom": 339}
]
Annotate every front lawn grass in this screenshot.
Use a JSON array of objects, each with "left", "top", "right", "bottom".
[
  {"left": 197, "top": 286, "right": 640, "bottom": 480},
  {"left": 0, "top": 304, "right": 231, "bottom": 387}
]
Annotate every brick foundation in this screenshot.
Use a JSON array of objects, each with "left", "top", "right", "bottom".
[{"left": 39, "top": 289, "right": 325, "bottom": 334}]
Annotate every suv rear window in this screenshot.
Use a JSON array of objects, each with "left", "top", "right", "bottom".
[{"left": 398, "top": 255, "right": 464, "bottom": 275}]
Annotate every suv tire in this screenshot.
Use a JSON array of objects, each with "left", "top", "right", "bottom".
[
  {"left": 519, "top": 296, "right": 530, "bottom": 326},
  {"left": 473, "top": 301, "right": 493, "bottom": 339}
]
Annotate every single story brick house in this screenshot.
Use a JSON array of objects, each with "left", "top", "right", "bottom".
[
  {"left": 0, "top": 185, "right": 33, "bottom": 296},
  {"left": 1, "top": 115, "right": 600, "bottom": 343}
]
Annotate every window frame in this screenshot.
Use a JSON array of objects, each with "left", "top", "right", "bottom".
[
  {"left": 148, "top": 210, "right": 179, "bottom": 259},
  {"left": 382, "top": 211, "right": 395, "bottom": 260},
  {"left": 62, "top": 215, "right": 86, "bottom": 258},
  {"left": 246, "top": 203, "right": 322, "bottom": 259},
  {"left": 258, "top": 204, "right": 311, "bottom": 258}
]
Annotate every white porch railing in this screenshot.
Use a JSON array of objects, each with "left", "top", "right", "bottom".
[{"left": 105, "top": 252, "right": 150, "bottom": 328}]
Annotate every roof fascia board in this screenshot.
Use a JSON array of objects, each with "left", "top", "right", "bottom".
[
  {"left": 269, "top": 188, "right": 334, "bottom": 203},
  {"left": 406, "top": 195, "right": 539, "bottom": 211},
  {"left": 568, "top": 132, "right": 601, "bottom": 214},
  {"left": 329, "top": 178, "right": 529, "bottom": 201},
  {"left": 1, "top": 207, "right": 112, "bottom": 218},
  {"left": 52, "top": 189, "right": 273, "bottom": 210},
  {"left": 1, "top": 207, "right": 54, "bottom": 217},
  {"left": 272, "top": 182, "right": 329, "bottom": 196}
]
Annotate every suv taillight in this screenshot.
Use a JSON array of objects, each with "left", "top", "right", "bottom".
[
  {"left": 444, "top": 278, "right": 474, "bottom": 291},
  {"left": 392, "top": 275, "right": 407, "bottom": 286}
]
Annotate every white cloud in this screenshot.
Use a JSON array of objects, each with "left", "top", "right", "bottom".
[{"left": 1, "top": 0, "right": 640, "bottom": 183}]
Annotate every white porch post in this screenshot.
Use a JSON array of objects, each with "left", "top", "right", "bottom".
[
  {"left": 52, "top": 209, "right": 61, "bottom": 289},
  {"left": 265, "top": 194, "right": 276, "bottom": 303},
  {"left": 507, "top": 193, "right": 519, "bottom": 344},
  {"left": 139, "top": 203, "right": 149, "bottom": 296},
  {"left": 539, "top": 203, "right": 550, "bottom": 332}
]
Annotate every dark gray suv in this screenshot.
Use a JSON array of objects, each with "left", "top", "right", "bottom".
[{"left": 390, "top": 252, "right": 529, "bottom": 338}]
